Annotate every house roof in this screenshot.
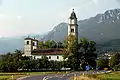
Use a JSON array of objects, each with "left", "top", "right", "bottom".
[{"left": 31, "top": 48, "right": 65, "bottom": 55}]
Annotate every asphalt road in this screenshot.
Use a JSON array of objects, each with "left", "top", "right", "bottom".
[{"left": 18, "top": 71, "right": 108, "bottom": 80}]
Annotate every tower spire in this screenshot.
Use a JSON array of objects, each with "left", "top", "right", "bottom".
[
  {"left": 69, "top": 9, "right": 77, "bottom": 19},
  {"left": 68, "top": 9, "right": 78, "bottom": 39}
]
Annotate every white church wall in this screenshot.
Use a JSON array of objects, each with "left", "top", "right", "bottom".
[{"left": 33, "top": 55, "right": 64, "bottom": 61}]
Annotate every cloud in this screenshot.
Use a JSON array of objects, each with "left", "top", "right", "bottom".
[
  {"left": 0, "top": 14, "right": 4, "bottom": 17},
  {"left": 92, "top": 0, "right": 99, "bottom": 4},
  {"left": 17, "top": 16, "right": 23, "bottom": 20},
  {"left": 116, "top": 0, "right": 120, "bottom": 3}
]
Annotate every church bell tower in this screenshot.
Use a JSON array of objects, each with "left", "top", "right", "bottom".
[{"left": 68, "top": 9, "right": 78, "bottom": 39}]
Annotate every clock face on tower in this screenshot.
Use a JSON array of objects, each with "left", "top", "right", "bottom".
[{"left": 71, "top": 19, "right": 75, "bottom": 24}]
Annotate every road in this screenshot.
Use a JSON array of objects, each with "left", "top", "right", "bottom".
[{"left": 17, "top": 71, "right": 108, "bottom": 80}]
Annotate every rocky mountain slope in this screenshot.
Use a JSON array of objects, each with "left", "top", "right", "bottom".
[{"left": 43, "top": 9, "right": 120, "bottom": 44}]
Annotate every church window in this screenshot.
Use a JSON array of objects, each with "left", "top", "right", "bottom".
[
  {"left": 71, "top": 29, "right": 74, "bottom": 32},
  {"left": 33, "top": 42, "right": 35, "bottom": 46},
  {"left": 27, "top": 41, "right": 29, "bottom": 44},
  {"left": 57, "top": 56, "right": 59, "bottom": 59},
  {"left": 49, "top": 56, "right": 51, "bottom": 59}
]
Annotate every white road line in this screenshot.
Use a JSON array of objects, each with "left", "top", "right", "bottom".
[{"left": 43, "top": 76, "right": 53, "bottom": 80}]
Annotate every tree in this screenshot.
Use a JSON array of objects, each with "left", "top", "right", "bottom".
[
  {"left": 97, "top": 58, "right": 109, "bottom": 70},
  {"left": 110, "top": 53, "right": 120, "bottom": 68},
  {"left": 114, "top": 63, "right": 120, "bottom": 71},
  {"left": 63, "top": 35, "right": 97, "bottom": 71},
  {"left": 39, "top": 41, "right": 45, "bottom": 48},
  {"left": 50, "top": 40, "right": 57, "bottom": 48},
  {"left": 57, "top": 41, "right": 63, "bottom": 48},
  {"left": 65, "top": 34, "right": 79, "bottom": 70},
  {"left": 78, "top": 38, "right": 97, "bottom": 70}
]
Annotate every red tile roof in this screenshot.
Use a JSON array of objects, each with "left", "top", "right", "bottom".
[{"left": 31, "top": 48, "right": 65, "bottom": 55}]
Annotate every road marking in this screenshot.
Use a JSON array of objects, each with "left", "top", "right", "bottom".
[
  {"left": 43, "top": 76, "right": 53, "bottom": 80},
  {"left": 43, "top": 75, "right": 65, "bottom": 80}
]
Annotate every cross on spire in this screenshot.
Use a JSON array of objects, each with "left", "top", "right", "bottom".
[
  {"left": 72, "top": 9, "right": 74, "bottom": 12},
  {"left": 28, "top": 35, "right": 30, "bottom": 38}
]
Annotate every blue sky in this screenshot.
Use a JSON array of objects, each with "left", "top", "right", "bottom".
[{"left": 0, "top": 0, "right": 120, "bottom": 37}]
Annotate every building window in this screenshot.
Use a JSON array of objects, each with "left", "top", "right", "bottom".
[
  {"left": 49, "top": 56, "right": 51, "bottom": 59},
  {"left": 27, "top": 41, "right": 29, "bottom": 44},
  {"left": 57, "top": 56, "right": 59, "bottom": 59},
  {"left": 71, "top": 29, "right": 74, "bottom": 32},
  {"left": 33, "top": 42, "right": 35, "bottom": 46},
  {"left": 34, "top": 56, "right": 36, "bottom": 59}
]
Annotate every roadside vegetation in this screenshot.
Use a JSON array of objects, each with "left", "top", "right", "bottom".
[
  {"left": 73, "top": 71, "right": 120, "bottom": 80},
  {"left": 97, "top": 52, "right": 120, "bottom": 71}
]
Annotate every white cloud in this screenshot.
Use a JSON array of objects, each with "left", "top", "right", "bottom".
[
  {"left": 17, "top": 16, "right": 23, "bottom": 20},
  {"left": 0, "top": 13, "right": 5, "bottom": 17},
  {"left": 92, "top": 0, "right": 99, "bottom": 4}
]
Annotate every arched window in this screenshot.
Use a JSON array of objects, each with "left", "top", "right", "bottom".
[
  {"left": 27, "top": 41, "right": 29, "bottom": 44},
  {"left": 71, "top": 29, "right": 74, "bottom": 32}
]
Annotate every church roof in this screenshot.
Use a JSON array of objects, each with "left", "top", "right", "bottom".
[
  {"left": 31, "top": 48, "right": 65, "bottom": 55},
  {"left": 24, "top": 37, "right": 33, "bottom": 40},
  {"left": 69, "top": 9, "right": 77, "bottom": 19},
  {"left": 24, "top": 37, "right": 38, "bottom": 41}
]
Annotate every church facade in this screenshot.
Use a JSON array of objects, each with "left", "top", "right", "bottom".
[{"left": 22, "top": 9, "right": 78, "bottom": 61}]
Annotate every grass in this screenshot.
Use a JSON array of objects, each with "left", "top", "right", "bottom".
[
  {"left": 96, "top": 71, "right": 120, "bottom": 80},
  {"left": 0, "top": 76, "right": 11, "bottom": 80},
  {"left": 0, "top": 71, "right": 69, "bottom": 80},
  {"left": 74, "top": 71, "right": 120, "bottom": 80},
  {"left": 0, "top": 74, "right": 27, "bottom": 80}
]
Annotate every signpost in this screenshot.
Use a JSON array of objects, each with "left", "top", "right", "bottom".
[{"left": 86, "top": 65, "right": 90, "bottom": 71}]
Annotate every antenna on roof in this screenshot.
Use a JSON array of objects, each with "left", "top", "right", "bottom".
[
  {"left": 28, "top": 35, "right": 30, "bottom": 38},
  {"left": 34, "top": 36, "right": 35, "bottom": 39}
]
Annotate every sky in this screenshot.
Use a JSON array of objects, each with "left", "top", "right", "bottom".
[{"left": 0, "top": 0, "right": 120, "bottom": 37}]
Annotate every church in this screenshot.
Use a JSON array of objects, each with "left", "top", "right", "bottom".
[{"left": 22, "top": 9, "right": 78, "bottom": 61}]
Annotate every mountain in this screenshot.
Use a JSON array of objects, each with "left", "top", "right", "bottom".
[
  {"left": 1, "top": 8, "right": 120, "bottom": 53},
  {"left": 42, "top": 22, "right": 68, "bottom": 41},
  {"left": 43, "top": 9, "right": 120, "bottom": 44}
]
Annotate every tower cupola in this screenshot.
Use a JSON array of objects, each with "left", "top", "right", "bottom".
[{"left": 69, "top": 9, "right": 77, "bottom": 19}]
